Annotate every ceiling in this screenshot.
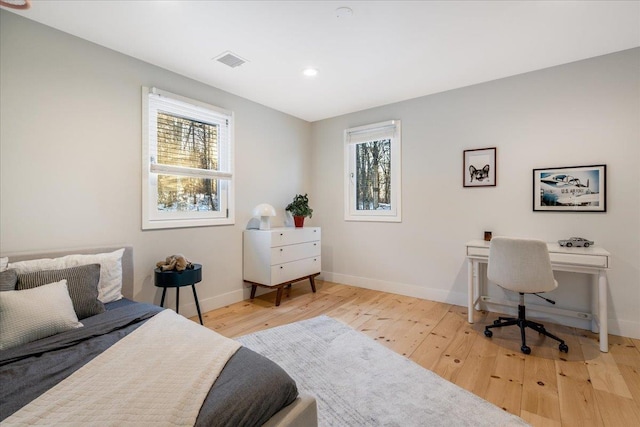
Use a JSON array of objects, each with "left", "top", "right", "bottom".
[{"left": 5, "top": 1, "right": 640, "bottom": 122}]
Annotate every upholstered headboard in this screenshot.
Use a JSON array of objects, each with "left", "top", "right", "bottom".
[{"left": 1, "top": 246, "right": 134, "bottom": 299}]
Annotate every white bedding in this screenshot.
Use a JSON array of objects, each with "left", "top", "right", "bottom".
[{"left": 4, "top": 309, "right": 241, "bottom": 426}]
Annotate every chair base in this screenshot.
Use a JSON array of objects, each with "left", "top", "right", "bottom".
[{"left": 484, "top": 303, "right": 569, "bottom": 354}]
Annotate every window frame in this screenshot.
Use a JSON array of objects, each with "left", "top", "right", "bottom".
[
  {"left": 142, "top": 87, "right": 235, "bottom": 230},
  {"left": 344, "top": 120, "right": 402, "bottom": 222}
]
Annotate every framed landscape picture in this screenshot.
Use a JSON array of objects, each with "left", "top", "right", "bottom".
[
  {"left": 533, "top": 164, "right": 606, "bottom": 212},
  {"left": 463, "top": 147, "right": 496, "bottom": 187}
]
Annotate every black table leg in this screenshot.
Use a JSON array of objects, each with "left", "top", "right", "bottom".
[
  {"left": 160, "top": 287, "right": 167, "bottom": 307},
  {"left": 192, "top": 285, "right": 203, "bottom": 325},
  {"left": 175, "top": 287, "right": 179, "bottom": 314}
]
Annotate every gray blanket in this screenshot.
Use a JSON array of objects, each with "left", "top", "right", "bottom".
[{"left": 0, "top": 300, "right": 297, "bottom": 426}]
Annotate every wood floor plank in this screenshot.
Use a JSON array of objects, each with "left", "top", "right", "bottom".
[
  {"left": 482, "top": 345, "right": 526, "bottom": 414},
  {"left": 450, "top": 329, "right": 500, "bottom": 397},
  {"left": 521, "top": 352, "right": 562, "bottom": 425},
  {"left": 429, "top": 308, "right": 479, "bottom": 383},
  {"left": 555, "top": 351, "right": 604, "bottom": 427},
  {"left": 410, "top": 309, "right": 467, "bottom": 371},
  {"left": 592, "top": 389, "right": 640, "bottom": 427},
  {"left": 193, "top": 281, "right": 640, "bottom": 427},
  {"left": 579, "top": 335, "right": 633, "bottom": 399}
]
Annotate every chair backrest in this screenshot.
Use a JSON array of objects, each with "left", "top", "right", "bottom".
[{"left": 487, "top": 237, "right": 557, "bottom": 294}]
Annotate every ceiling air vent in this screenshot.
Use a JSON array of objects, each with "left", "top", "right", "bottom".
[{"left": 214, "top": 51, "right": 247, "bottom": 68}]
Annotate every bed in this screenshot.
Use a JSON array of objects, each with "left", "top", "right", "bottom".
[{"left": 0, "top": 246, "right": 317, "bottom": 426}]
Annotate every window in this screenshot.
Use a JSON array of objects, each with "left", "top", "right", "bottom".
[
  {"left": 142, "top": 87, "right": 234, "bottom": 229},
  {"left": 344, "top": 120, "right": 401, "bottom": 222}
]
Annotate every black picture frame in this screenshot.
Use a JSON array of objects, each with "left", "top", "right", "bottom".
[
  {"left": 533, "top": 164, "right": 606, "bottom": 212},
  {"left": 463, "top": 147, "right": 496, "bottom": 187}
]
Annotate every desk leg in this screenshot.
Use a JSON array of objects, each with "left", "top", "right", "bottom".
[
  {"left": 467, "top": 258, "right": 474, "bottom": 324},
  {"left": 599, "top": 270, "right": 609, "bottom": 353},
  {"left": 175, "top": 288, "right": 180, "bottom": 314}
]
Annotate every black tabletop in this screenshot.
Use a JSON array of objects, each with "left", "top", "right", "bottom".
[{"left": 154, "top": 264, "right": 202, "bottom": 288}]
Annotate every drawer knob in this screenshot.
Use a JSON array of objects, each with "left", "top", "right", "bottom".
[
  {"left": 280, "top": 233, "right": 283, "bottom": 236},
  {"left": 280, "top": 248, "right": 283, "bottom": 252},
  {"left": 280, "top": 266, "right": 283, "bottom": 269}
]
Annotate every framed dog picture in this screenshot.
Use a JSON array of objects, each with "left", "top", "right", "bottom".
[{"left": 463, "top": 147, "right": 496, "bottom": 187}]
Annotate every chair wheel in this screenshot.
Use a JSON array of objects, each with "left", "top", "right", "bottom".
[
  {"left": 559, "top": 343, "right": 569, "bottom": 353},
  {"left": 521, "top": 345, "right": 531, "bottom": 354},
  {"left": 484, "top": 329, "right": 493, "bottom": 338},
  {"left": 493, "top": 320, "right": 501, "bottom": 325}
]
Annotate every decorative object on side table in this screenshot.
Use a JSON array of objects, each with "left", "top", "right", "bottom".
[
  {"left": 558, "top": 237, "right": 594, "bottom": 248},
  {"left": 155, "top": 254, "right": 193, "bottom": 271},
  {"left": 252, "top": 203, "right": 277, "bottom": 230},
  {"left": 285, "top": 193, "right": 313, "bottom": 227}
]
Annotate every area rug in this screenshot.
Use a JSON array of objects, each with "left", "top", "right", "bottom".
[{"left": 237, "top": 315, "right": 528, "bottom": 427}]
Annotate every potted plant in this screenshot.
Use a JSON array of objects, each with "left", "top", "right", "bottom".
[{"left": 285, "top": 193, "right": 313, "bottom": 227}]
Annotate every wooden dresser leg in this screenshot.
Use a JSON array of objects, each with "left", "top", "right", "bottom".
[
  {"left": 250, "top": 285, "right": 257, "bottom": 299},
  {"left": 275, "top": 287, "right": 284, "bottom": 306},
  {"left": 309, "top": 276, "right": 317, "bottom": 293}
]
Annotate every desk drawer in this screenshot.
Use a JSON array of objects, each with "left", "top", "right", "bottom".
[
  {"left": 551, "top": 253, "right": 608, "bottom": 268},
  {"left": 467, "top": 246, "right": 489, "bottom": 257},
  {"left": 271, "top": 256, "right": 321, "bottom": 285}
]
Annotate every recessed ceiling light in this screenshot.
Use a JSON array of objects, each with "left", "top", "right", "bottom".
[
  {"left": 335, "top": 7, "right": 353, "bottom": 18},
  {"left": 303, "top": 68, "right": 318, "bottom": 77}
]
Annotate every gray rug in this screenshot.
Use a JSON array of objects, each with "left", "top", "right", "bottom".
[{"left": 237, "top": 315, "right": 528, "bottom": 427}]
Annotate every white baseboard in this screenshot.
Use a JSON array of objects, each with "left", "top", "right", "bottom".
[
  {"left": 610, "top": 319, "right": 640, "bottom": 340},
  {"left": 321, "top": 271, "right": 468, "bottom": 307},
  {"left": 177, "top": 288, "right": 245, "bottom": 320},
  {"left": 321, "top": 271, "right": 640, "bottom": 340}
]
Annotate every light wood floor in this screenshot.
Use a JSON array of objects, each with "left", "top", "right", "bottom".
[{"left": 194, "top": 281, "right": 640, "bottom": 427}]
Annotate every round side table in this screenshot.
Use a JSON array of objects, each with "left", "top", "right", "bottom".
[{"left": 154, "top": 264, "right": 203, "bottom": 325}]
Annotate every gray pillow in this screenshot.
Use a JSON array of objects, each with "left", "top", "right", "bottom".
[
  {"left": 17, "top": 264, "right": 105, "bottom": 320},
  {"left": 0, "top": 269, "right": 18, "bottom": 291}
]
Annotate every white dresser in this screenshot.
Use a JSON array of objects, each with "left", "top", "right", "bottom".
[{"left": 243, "top": 227, "right": 321, "bottom": 306}]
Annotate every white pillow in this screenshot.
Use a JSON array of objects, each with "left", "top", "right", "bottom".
[
  {"left": 0, "top": 280, "right": 83, "bottom": 350},
  {"left": 7, "top": 248, "right": 125, "bottom": 303},
  {"left": 0, "top": 256, "right": 8, "bottom": 272}
]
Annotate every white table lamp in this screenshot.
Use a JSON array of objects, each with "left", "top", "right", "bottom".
[{"left": 252, "top": 204, "right": 276, "bottom": 230}]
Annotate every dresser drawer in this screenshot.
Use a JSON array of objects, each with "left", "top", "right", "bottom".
[
  {"left": 270, "top": 227, "right": 320, "bottom": 247},
  {"left": 270, "top": 241, "right": 321, "bottom": 265},
  {"left": 271, "top": 256, "right": 321, "bottom": 285}
]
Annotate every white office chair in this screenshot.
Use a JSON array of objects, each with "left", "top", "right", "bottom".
[{"left": 484, "top": 237, "right": 569, "bottom": 354}]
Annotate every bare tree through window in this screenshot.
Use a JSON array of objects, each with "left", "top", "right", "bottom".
[
  {"left": 355, "top": 139, "right": 391, "bottom": 210},
  {"left": 156, "top": 113, "right": 220, "bottom": 212}
]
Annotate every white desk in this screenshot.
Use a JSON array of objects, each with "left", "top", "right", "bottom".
[{"left": 466, "top": 240, "right": 610, "bottom": 352}]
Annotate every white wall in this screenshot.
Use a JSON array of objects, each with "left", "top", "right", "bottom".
[
  {"left": 311, "top": 48, "right": 640, "bottom": 339},
  {"left": 0, "top": 11, "right": 313, "bottom": 314}
]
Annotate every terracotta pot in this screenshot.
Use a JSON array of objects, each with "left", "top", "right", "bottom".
[{"left": 293, "top": 216, "right": 305, "bottom": 228}]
